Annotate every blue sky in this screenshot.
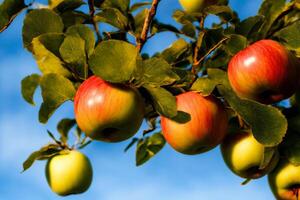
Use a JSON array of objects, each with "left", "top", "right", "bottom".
[{"left": 0, "top": 0, "right": 275, "bottom": 199}]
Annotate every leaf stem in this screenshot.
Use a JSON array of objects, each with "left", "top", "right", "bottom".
[
  {"left": 88, "top": 0, "right": 102, "bottom": 42},
  {"left": 137, "top": 0, "right": 161, "bottom": 52}
]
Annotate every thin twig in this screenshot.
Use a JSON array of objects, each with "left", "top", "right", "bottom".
[
  {"left": 194, "top": 37, "right": 229, "bottom": 66},
  {"left": 192, "top": 16, "right": 205, "bottom": 74},
  {"left": 137, "top": 0, "right": 161, "bottom": 52},
  {"left": 88, "top": 0, "right": 102, "bottom": 42}
]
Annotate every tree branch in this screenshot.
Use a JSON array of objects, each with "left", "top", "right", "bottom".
[
  {"left": 137, "top": 0, "right": 161, "bottom": 52},
  {"left": 192, "top": 16, "right": 205, "bottom": 75},
  {"left": 194, "top": 37, "right": 229, "bottom": 66},
  {"left": 88, "top": 0, "right": 102, "bottom": 42}
]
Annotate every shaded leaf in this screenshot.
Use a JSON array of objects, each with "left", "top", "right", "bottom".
[
  {"left": 130, "top": 2, "right": 151, "bottom": 12},
  {"left": 39, "top": 73, "right": 76, "bottom": 123},
  {"left": 160, "top": 39, "right": 190, "bottom": 64},
  {"left": 57, "top": 118, "right": 76, "bottom": 143},
  {"left": 22, "top": 9, "right": 64, "bottom": 50},
  {"left": 21, "top": 74, "right": 41, "bottom": 105},
  {"left": 191, "top": 77, "right": 217, "bottom": 96},
  {"left": 124, "top": 137, "right": 139, "bottom": 152},
  {"left": 49, "top": 0, "right": 85, "bottom": 12},
  {"left": 96, "top": 8, "right": 129, "bottom": 30}
]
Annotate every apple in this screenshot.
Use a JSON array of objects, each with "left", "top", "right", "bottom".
[
  {"left": 221, "top": 132, "right": 279, "bottom": 179},
  {"left": 269, "top": 160, "right": 300, "bottom": 200},
  {"left": 161, "top": 91, "right": 228, "bottom": 155},
  {"left": 74, "top": 76, "right": 144, "bottom": 142},
  {"left": 228, "top": 39, "right": 300, "bottom": 104},
  {"left": 45, "top": 150, "right": 93, "bottom": 196},
  {"left": 179, "top": 0, "right": 218, "bottom": 13}
]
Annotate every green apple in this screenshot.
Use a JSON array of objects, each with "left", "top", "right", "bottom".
[
  {"left": 179, "top": 0, "right": 218, "bottom": 13},
  {"left": 221, "top": 132, "right": 279, "bottom": 179},
  {"left": 269, "top": 160, "right": 300, "bottom": 200},
  {"left": 45, "top": 150, "right": 93, "bottom": 196}
]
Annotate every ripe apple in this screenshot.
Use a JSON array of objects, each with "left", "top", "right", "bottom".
[
  {"left": 221, "top": 132, "right": 279, "bottom": 179},
  {"left": 228, "top": 39, "right": 300, "bottom": 104},
  {"left": 45, "top": 150, "right": 93, "bottom": 196},
  {"left": 74, "top": 76, "right": 144, "bottom": 142},
  {"left": 179, "top": 0, "right": 218, "bottom": 13},
  {"left": 269, "top": 160, "right": 300, "bottom": 200},
  {"left": 161, "top": 91, "right": 228, "bottom": 155}
]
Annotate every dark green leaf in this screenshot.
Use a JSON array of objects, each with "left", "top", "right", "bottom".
[
  {"left": 141, "top": 57, "right": 180, "bottom": 86},
  {"left": 60, "top": 11, "right": 88, "bottom": 28},
  {"left": 130, "top": 2, "right": 151, "bottom": 12},
  {"left": 22, "top": 9, "right": 64, "bottom": 50},
  {"left": 124, "top": 137, "right": 139, "bottom": 152},
  {"left": 208, "top": 69, "right": 287, "bottom": 146},
  {"left": 96, "top": 8, "right": 129, "bottom": 30},
  {"left": 191, "top": 77, "right": 217, "bottom": 96},
  {"left": 66, "top": 24, "right": 96, "bottom": 57},
  {"left": 39, "top": 73, "right": 76, "bottom": 123},
  {"left": 144, "top": 85, "right": 177, "bottom": 118},
  {"left": 49, "top": 0, "right": 85, "bottom": 12},
  {"left": 170, "top": 111, "right": 191, "bottom": 124},
  {"left": 21, "top": 74, "right": 41, "bottom": 105},
  {"left": 136, "top": 132, "right": 166, "bottom": 166},
  {"left": 236, "top": 15, "right": 265, "bottom": 39},
  {"left": 101, "top": 0, "right": 130, "bottom": 14},
  {"left": 223, "top": 34, "right": 248, "bottom": 56},
  {"left": 89, "top": 40, "right": 139, "bottom": 83},
  {"left": 0, "top": 0, "right": 26, "bottom": 32},
  {"left": 59, "top": 35, "right": 87, "bottom": 78},
  {"left": 204, "top": 5, "right": 232, "bottom": 15},
  {"left": 160, "top": 39, "right": 190, "bottom": 64},
  {"left": 22, "top": 144, "right": 61, "bottom": 172},
  {"left": 133, "top": 8, "right": 147, "bottom": 36},
  {"left": 57, "top": 118, "right": 76, "bottom": 143},
  {"left": 259, "top": 147, "right": 276, "bottom": 169}
]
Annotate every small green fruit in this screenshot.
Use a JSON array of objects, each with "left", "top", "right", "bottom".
[
  {"left": 45, "top": 150, "right": 93, "bottom": 196},
  {"left": 221, "top": 132, "right": 279, "bottom": 179},
  {"left": 179, "top": 0, "right": 218, "bottom": 13}
]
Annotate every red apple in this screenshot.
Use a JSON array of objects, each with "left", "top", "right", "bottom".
[
  {"left": 74, "top": 76, "right": 144, "bottom": 142},
  {"left": 228, "top": 39, "right": 300, "bottom": 104},
  {"left": 161, "top": 91, "right": 228, "bottom": 155}
]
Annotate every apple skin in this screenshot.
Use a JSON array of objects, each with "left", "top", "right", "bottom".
[
  {"left": 161, "top": 91, "right": 228, "bottom": 155},
  {"left": 74, "top": 76, "right": 144, "bottom": 142},
  {"left": 269, "top": 160, "right": 300, "bottom": 200},
  {"left": 221, "top": 132, "right": 279, "bottom": 179},
  {"left": 228, "top": 39, "right": 300, "bottom": 104},
  {"left": 45, "top": 151, "right": 93, "bottom": 196},
  {"left": 179, "top": 0, "right": 218, "bottom": 13}
]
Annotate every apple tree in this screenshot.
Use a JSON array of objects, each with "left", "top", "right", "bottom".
[{"left": 1, "top": 0, "right": 300, "bottom": 198}]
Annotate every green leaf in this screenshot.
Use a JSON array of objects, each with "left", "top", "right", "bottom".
[
  {"left": 31, "top": 33, "right": 71, "bottom": 77},
  {"left": 136, "top": 132, "right": 166, "bottom": 166},
  {"left": 22, "top": 144, "right": 61, "bottom": 172},
  {"left": 96, "top": 8, "right": 129, "bottom": 30},
  {"left": 59, "top": 35, "right": 87, "bottom": 78},
  {"left": 124, "top": 137, "right": 139, "bottom": 152},
  {"left": 130, "top": 2, "right": 151, "bottom": 12},
  {"left": 274, "top": 21, "right": 300, "bottom": 54},
  {"left": 144, "top": 85, "right": 177, "bottom": 118},
  {"left": 57, "top": 118, "right": 76, "bottom": 143},
  {"left": 204, "top": 5, "right": 232, "bottom": 15},
  {"left": 223, "top": 34, "right": 248, "bottom": 56},
  {"left": 191, "top": 77, "right": 217, "bottom": 96},
  {"left": 280, "top": 132, "right": 300, "bottom": 166},
  {"left": 39, "top": 73, "right": 76, "bottom": 123},
  {"left": 101, "top": 0, "right": 130, "bottom": 14},
  {"left": 236, "top": 15, "right": 265, "bottom": 39},
  {"left": 172, "top": 10, "right": 196, "bottom": 38},
  {"left": 259, "top": 147, "right": 277, "bottom": 169},
  {"left": 160, "top": 39, "right": 190, "bottom": 64},
  {"left": 22, "top": 9, "right": 64, "bottom": 50},
  {"left": 66, "top": 24, "right": 96, "bottom": 57},
  {"left": 258, "top": 0, "right": 287, "bottom": 38},
  {"left": 21, "top": 74, "right": 41, "bottom": 105},
  {"left": 49, "top": 0, "right": 85, "bottom": 12},
  {"left": 141, "top": 58, "right": 180, "bottom": 86},
  {"left": 151, "top": 20, "right": 181, "bottom": 35},
  {"left": 60, "top": 11, "right": 88, "bottom": 28},
  {"left": 208, "top": 69, "right": 288, "bottom": 146},
  {"left": 0, "top": 0, "right": 26, "bottom": 32},
  {"left": 89, "top": 40, "right": 139, "bottom": 83},
  {"left": 133, "top": 8, "right": 148, "bottom": 36},
  {"left": 170, "top": 111, "right": 191, "bottom": 124}
]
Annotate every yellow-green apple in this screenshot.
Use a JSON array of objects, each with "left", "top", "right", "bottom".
[
  {"left": 161, "top": 91, "right": 228, "bottom": 155},
  {"left": 221, "top": 132, "right": 279, "bottom": 179},
  {"left": 179, "top": 0, "right": 218, "bottom": 13},
  {"left": 74, "top": 76, "right": 144, "bottom": 142},
  {"left": 45, "top": 150, "right": 93, "bottom": 196},
  {"left": 228, "top": 39, "right": 300, "bottom": 104},
  {"left": 269, "top": 160, "right": 300, "bottom": 200}
]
